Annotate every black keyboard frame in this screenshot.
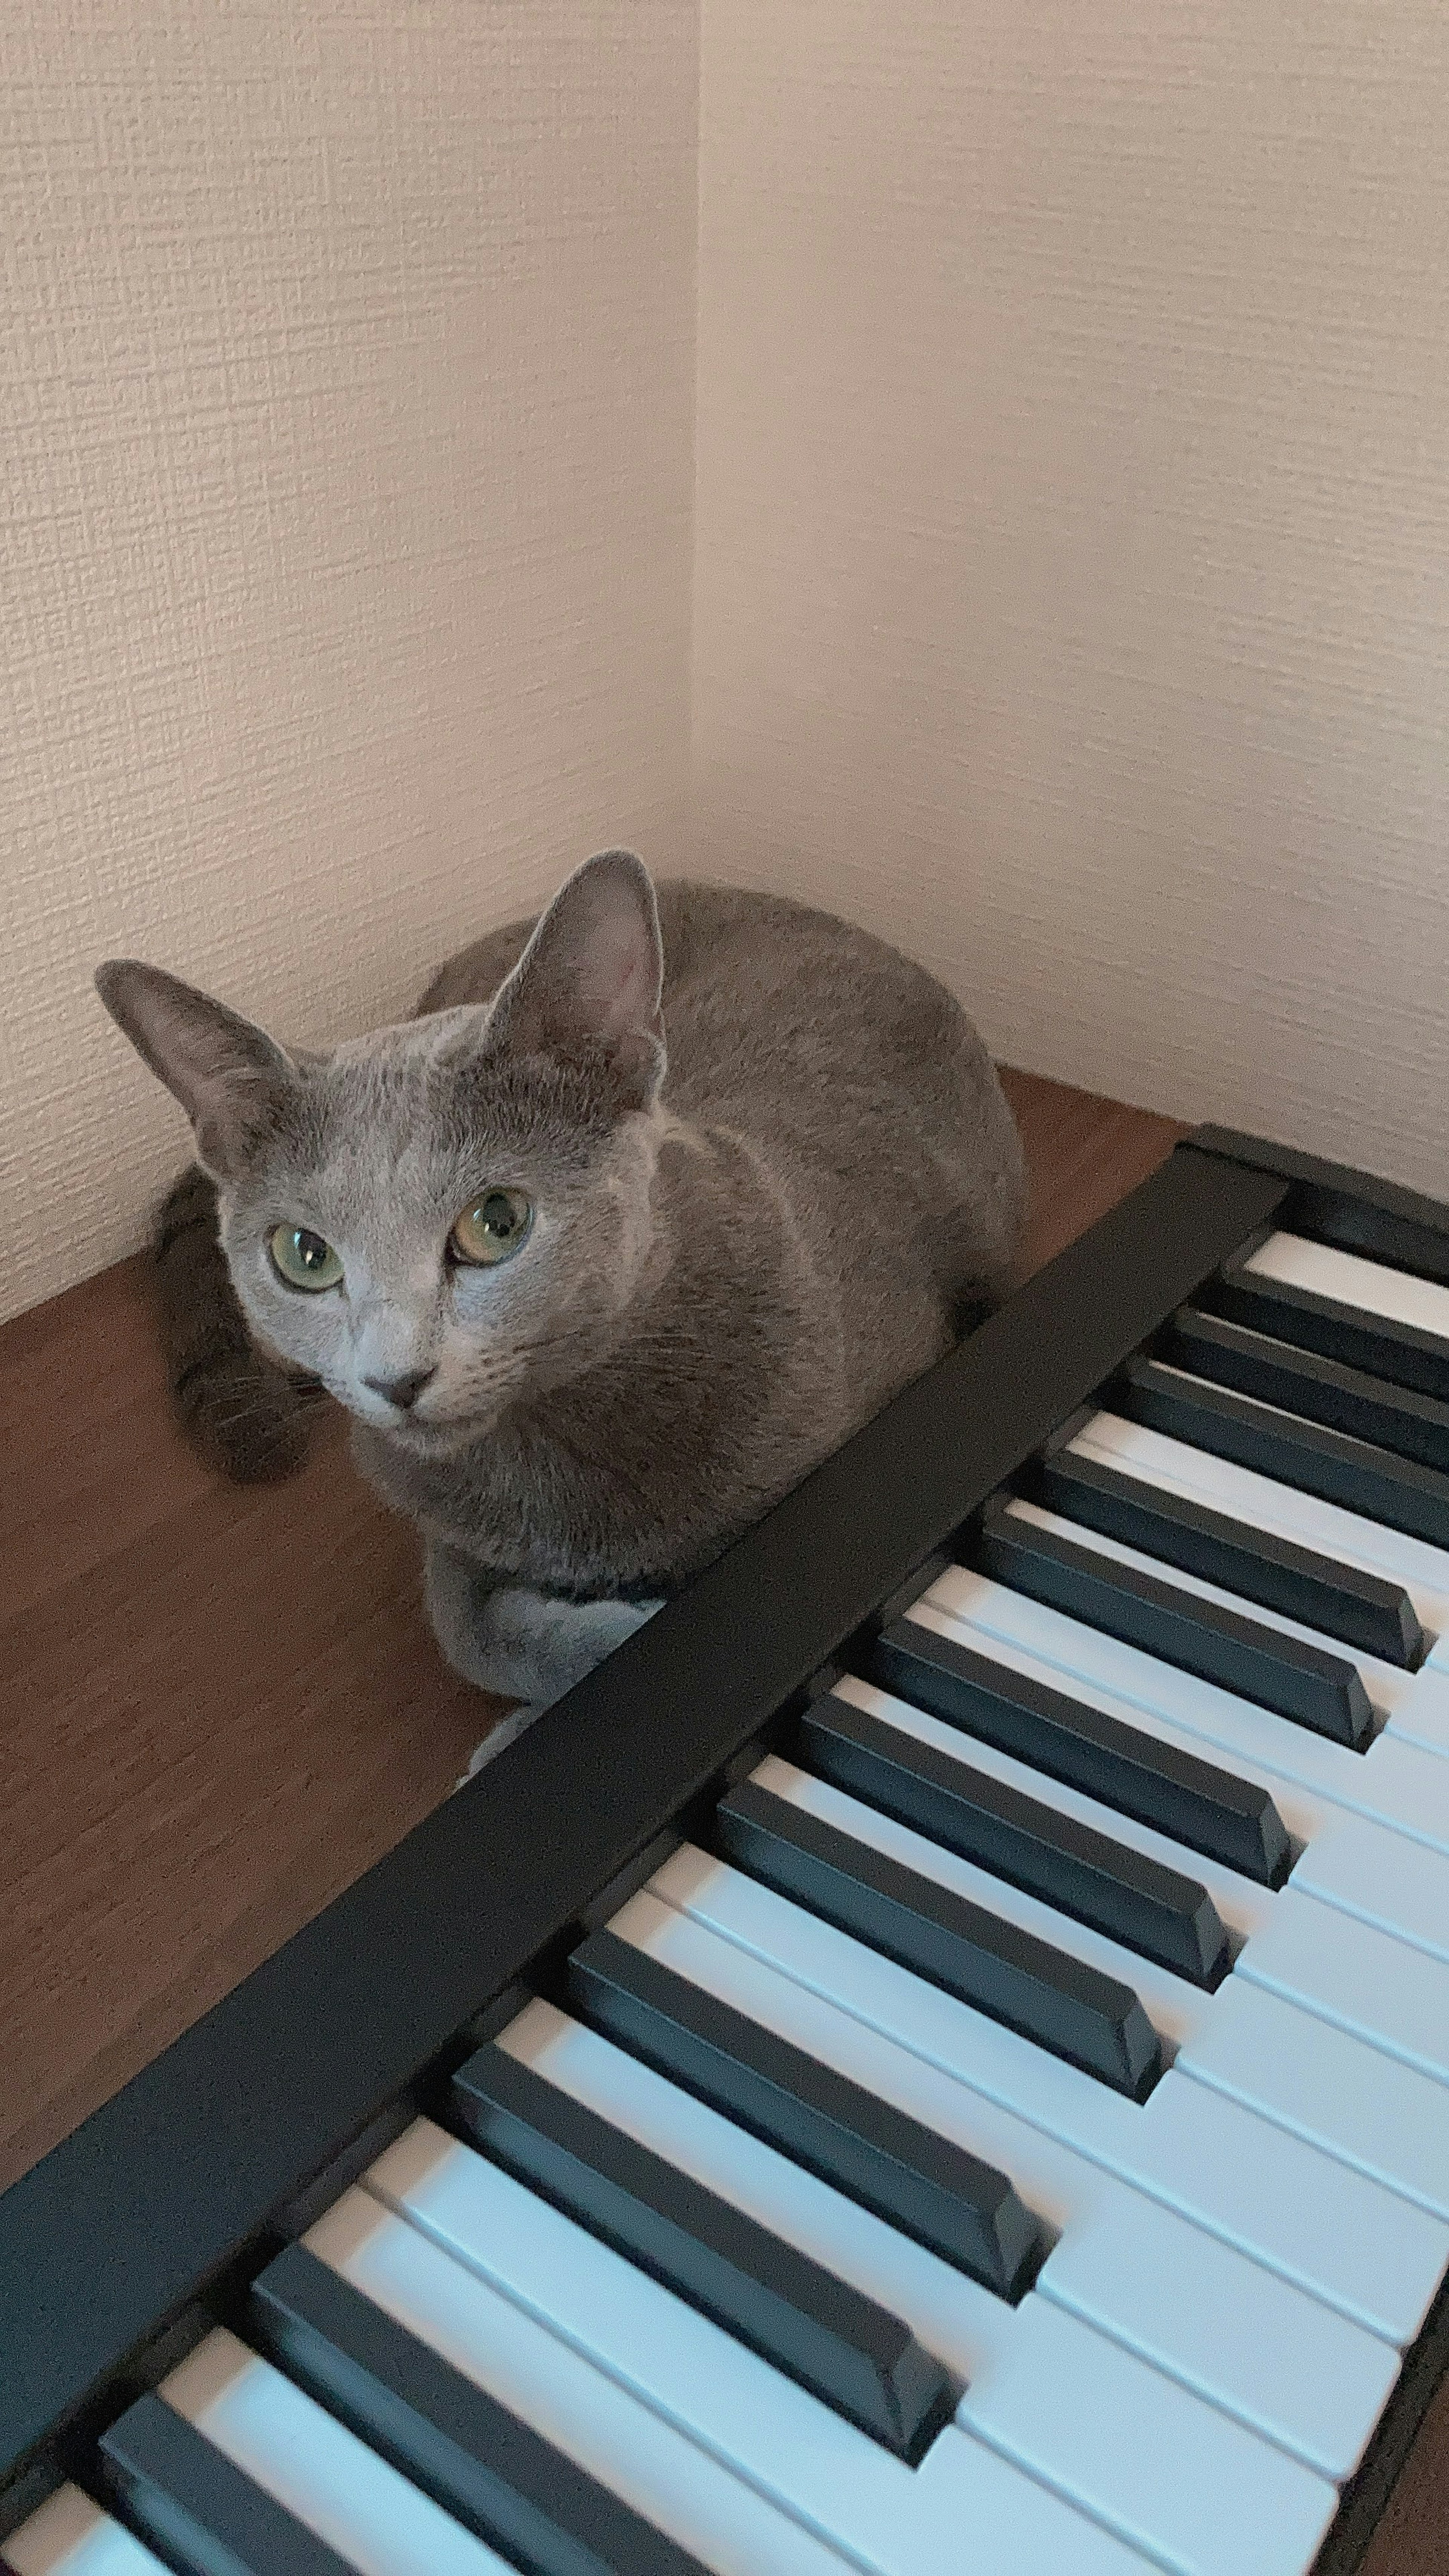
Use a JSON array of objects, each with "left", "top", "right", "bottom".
[{"left": 4, "top": 1126, "right": 1449, "bottom": 2572}]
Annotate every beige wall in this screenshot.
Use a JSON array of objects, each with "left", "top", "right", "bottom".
[
  {"left": 0, "top": 1, "right": 697, "bottom": 1323},
  {"left": 7, "top": 3, "right": 1449, "bottom": 1327},
  {"left": 693, "top": 0, "right": 1449, "bottom": 1195}
]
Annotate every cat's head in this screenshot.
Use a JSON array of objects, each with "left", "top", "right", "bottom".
[{"left": 95, "top": 850, "right": 669, "bottom": 1447}]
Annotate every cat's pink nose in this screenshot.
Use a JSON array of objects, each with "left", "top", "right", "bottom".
[{"left": 363, "top": 1366, "right": 436, "bottom": 1410}]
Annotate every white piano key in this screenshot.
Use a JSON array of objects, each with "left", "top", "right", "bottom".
[
  {"left": 1238, "top": 1890, "right": 1449, "bottom": 2086},
  {"left": 649, "top": 1843, "right": 1449, "bottom": 2347},
  {"left": 752, "top": 1752, "right": 1449, "bottom": 2214},
  {"left": 158, "top": 2328, "right": 517, "bottom": 2576},
  {"left": 1246, "top": 1233, "right": 1449, "bottom": 1343},
  {"left": 1292, "top": 1816, "right": 1449, "bottom": 1968},
  {"left": 833, "top": 1673, "right": 1449, "bottom": 2077},
  {"left": 3, "top": 2489, "right": 166, "bottom": 2576},
  {"left": 607, "top": 1883, "right": 1399, "bottom": 2479},
  {"left": 919, "top": 1568, "right": 1449, "bottom": 1857},
  {"left": 961, "top": 2296, "right": 1334, "bottom": 2576},
  {"left": 1178, "top": 1975, "right": 1449, "bottom": 2219},
  {"left": 1072, "top": 1409, "right": 1449, "bottom": 1652},
  {"left": 302, "top": 2185, "right": 855, "bottom": 2576},
  {"left": 1385, "top": 1675, "right": 1449, "bottom": 1756},
  {"left": 365, "top": 2118, "right": 1323, "bottom": 2576}
]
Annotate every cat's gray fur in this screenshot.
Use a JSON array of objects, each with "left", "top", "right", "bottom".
[{"left": 97, "top": 856, "right": 1024, "bottom": 1739}]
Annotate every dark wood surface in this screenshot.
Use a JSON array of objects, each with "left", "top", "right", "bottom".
[{"left": 0, "top": 1066, "right": 1441, "bottom": 2572}]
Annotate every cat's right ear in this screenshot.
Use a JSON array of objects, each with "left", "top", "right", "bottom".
[{"left": 95, "top": 961, "right": 297, "bottom": 1177}]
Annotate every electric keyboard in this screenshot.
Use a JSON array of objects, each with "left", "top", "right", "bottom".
[{"left": 5, "top": 1127, "right": 1449, "bottom": 2576}]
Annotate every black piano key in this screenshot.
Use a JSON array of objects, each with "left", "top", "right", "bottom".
[
  {"left": 1122, "top": 1353, "right": 1449, "bottom": 1553},
  {"left": 1168, "top": 1305, "right": 1449, "bottom": 1475},
  {"left": 566, "top": 1929, "right": 1043, "bottom": 2297},
  {"left": 249, "top": 2240, "right": 708, "bottom": 2576},
  {"left": 98, "top": 2391, "right": 355, "bottom": 2576},
  {"left": 975, "top": 1500, "right": 1375, "bottom": 1749},
  {"left": 449, "top": 2042, "right": 954, "bottom": 2460},
  {"left": 1203, "top": 1258, "right": 1449, "bottom": 1406},
  {"left": 1037, "top": 1445, "right": 1426, "bottom": 1670},
  {"left": 714, "top": 1776, "right": 1162, "bottom": 2100},
  {"left": 869, "top": 1619, "right": 1291, "bottom": 1888},
  {"left": 796, "top": 1692, "right": 1228, "bottom": 1987}
]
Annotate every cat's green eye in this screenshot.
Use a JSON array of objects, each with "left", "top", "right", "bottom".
[
  {"left": 450, "top": 1189, "right": 532, "bottom": 1267},
  {"left": 269, "top": 1224, "right": 344, "bottom": 1292}
]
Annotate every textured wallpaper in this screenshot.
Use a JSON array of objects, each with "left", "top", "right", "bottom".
[
  {"left": 0, "top": 0, "right": 697, "bottom": 1321},
  {"left": 693, "top": 0, "right": 1449, "bottom": 1196},
  {"left": 8, "top": 2, "right": 1449, "bottom": 1329}
]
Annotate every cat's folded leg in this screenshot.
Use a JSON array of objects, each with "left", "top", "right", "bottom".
[{"left": 425, "top": 1540, "right": 664, "bottom": 1778}]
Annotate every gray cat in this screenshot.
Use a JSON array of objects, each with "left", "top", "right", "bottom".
[{"left": 96, "top": 854, "right": 1024, "bottom": 1758}]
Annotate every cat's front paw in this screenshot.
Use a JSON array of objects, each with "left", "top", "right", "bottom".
[{"left": 455, "top": 1701, "right": 547, "bottom": 1789}]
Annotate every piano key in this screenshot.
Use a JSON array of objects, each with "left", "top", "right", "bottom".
[
  {"left": 1121, "top": 1355, "right": 1449, "bottom": 1550},
  {"left": 1074, "top": 1405, "right": 1449, "bottom": 1642},
  {"left": 993, "top": 1510, "right": 1449, "bottom": 1798},
  {"left": 1179, "top": 1974, "right": 1449, "bottom": 2216},
  {"left": 98, "top": 2390, "right": 359, "bottom": 2576},
  {"left": 1037, "top": 1442, "right": 1426, "bottom": 1668},
  {"left": 1289, "top": 1812, "right": 1449, "bottom": 1967},
  {"left": 752, "top": 1750, "right": 1449, "bottom": 2218},
  {"left": 1205, "top": 1245, "right": 1449, "bottom": 1406},
  {"left": 564, "top": 1926, "right": 1043, "bottom": 2295},
  {"left": 649, "top": 1842, "right": 1449, "bottom": 2348},
  {"left": 1235, "top": 1891, "right": 1449, "bottom": 2087},
  {"left": 870, "top": 1612, "right": 1292, "bottom": 1884},
  {"left": 152, "top": 2332, "right": 516, "bottom": 2576},
  {"left": 995, "top": 1496, "right": 1449, "bottom": 1769},
  {"left": 837, "top": 1670, "right": 1279, "bottom": 1941},
  {"left": 900, "top": 1589, "right": 1449, "bottom": 1979},
  {"left": 794, "top": 1687, "right": 1229, "bottom": 1984},
  {"left": 368, "top": 2117, "right": 1332, "bottom": 2576},
  {"left": 448, "top": 2039, "right": 952, "bottom": 2456},
  {"left": 1067, "top": 1426, "right": 1449, "bottom": 1749},
  {"left": 900, "top": 1588, "right": 1449, "bottom": 2122},
  {"left": 921, "top": 1565, "right": 1449, "bottom": 1860},
  {"left": 355, "top": 2133, "right": 1165, "bottom": 2576},
  {"left": 497, "top": 1991, "right": 1008, "bottom": 2382},
  {"left": 249, "top": 2239, "right": 711, "bottom": 2576},
  {"left": 1169, "top": 1307, "right": 1449, "bottom": 1473},
  {"left": 300, "top": 2186, "right": 859, "bottom": 2576},
  {"left": 978, "top": 1497, "right": 1374, "bottom": 1746},
  {"left": 608, "top": 1882, "right": 1400, "bottom": 2479},
  {"left": 1003, "top": 1493, "right": 1422, "bottom": 1715},
  {"left": 713, "top": 1774, "right": 1162, "bottom": 2098},
  {"left": 1244, "top": 1231, "right": 1449, "bottom": 1346},
  {"left": 3, "top": 2489, "right": 168, "bottom": 2576},
  {"left": 833, "top": 1666, "right": 1449, "bottom": 2087},
  {"left": 497, "top": 1995, "right": 1342, "bottom": 2576},
  {"left": 835, "top": 1664, "right": 1449, "bottom": 2026}
]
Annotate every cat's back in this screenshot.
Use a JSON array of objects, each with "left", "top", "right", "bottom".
[
  {"left": 657, "top": 881, "right": 1022, "bottom": 1301},
  {"left": 421, "top": 875, "right": 1023, "bottom": 1297},
  {"left": 650, "top": 880, "right": 972, "bottom": 1109}
]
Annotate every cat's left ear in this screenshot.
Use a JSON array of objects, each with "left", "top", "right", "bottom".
[
  {"left": 95, "top": 960, "right": 298, "bottom": 1178},
  {"left": 487, "top": 849, "right": 666, "bottom": 1109}
]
